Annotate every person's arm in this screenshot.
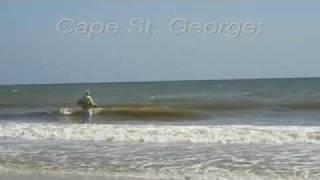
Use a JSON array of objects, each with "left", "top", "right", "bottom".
[
  {"left": 88, "top": 96, "right": 97, "bottom": 107},
  {"left": 78, "top": 97, "right": 84, "bottom": 106}
]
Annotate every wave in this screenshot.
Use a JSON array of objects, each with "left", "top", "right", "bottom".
[
  {"left": 192, "top": 101, "right": 320, "bottom": 111},
  {"left": 4, "top": 100, "right": 320, "bottom": 111},
  {"left": 1, "top": 123, "right": 320, "bottom": 144},
  {"left": 0, "top": 106, "right": 206, "bottom": 119},
  {"left": 57, "top": 106, "right": 206, "bottom": 118},
  {"left": 2, "top": 100, "right": 320, "bottom": 120},
  {"left": 60, "top": 101, "right": 320, "bottom": 112},
  {"left": 51, "top": 101, "right": 320, "bottom": 118},
  {"left": 284, "top": 102, "right": 320, "bottom": 110}
]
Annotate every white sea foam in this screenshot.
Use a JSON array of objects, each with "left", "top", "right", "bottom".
[
  {"left": 0, "top": 123, "right": 320, "bottom": 144},
  {"left": 1, "top": 164, "right": 319, "bottom": 180}
]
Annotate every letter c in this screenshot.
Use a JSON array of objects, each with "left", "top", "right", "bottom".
[{"left": 56, "top": 18, "right": 74, "bottom": 34}]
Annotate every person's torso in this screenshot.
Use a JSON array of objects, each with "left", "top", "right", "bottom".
[{"left": 79, "top": 96, "right": 94, "bottom": 109}]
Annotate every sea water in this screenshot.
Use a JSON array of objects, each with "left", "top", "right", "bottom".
[{"left": 1, "top": 78, "right": 320, "bottom": 179}]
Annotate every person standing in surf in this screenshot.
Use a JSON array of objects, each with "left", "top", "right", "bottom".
[{"left": 78, "top": 90, "right": 97, "bottom": 124}]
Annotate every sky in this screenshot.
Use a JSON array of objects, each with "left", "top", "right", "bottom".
[{"left": 0, "top": 0, "right": 320, "bottom": 84}]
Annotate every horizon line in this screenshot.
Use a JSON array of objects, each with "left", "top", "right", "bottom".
[{"left": 1, "top": 76, "right": 320, "bottom": 86}]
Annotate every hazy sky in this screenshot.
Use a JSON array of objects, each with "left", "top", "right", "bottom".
[{"left": 1, "top": 1, "right": 320, "bottom": 84}]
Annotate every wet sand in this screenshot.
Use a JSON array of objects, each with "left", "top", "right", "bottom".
[{"left": 0, "top": 173, "right": 173, "bottom": 180}]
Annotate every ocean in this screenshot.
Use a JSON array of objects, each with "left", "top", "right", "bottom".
[{"left": 1, "top": 78, "right": 320, "bottom": 179}]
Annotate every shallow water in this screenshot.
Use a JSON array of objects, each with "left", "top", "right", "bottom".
[
  {"left": 0, "top": 139, "right": 320, "bottom": 179},
  {"left": 1, "top": 79, "right": 320, "bottom": 179}
]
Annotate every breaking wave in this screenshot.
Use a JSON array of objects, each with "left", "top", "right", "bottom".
[
  {"left": 58, "top": 106, "right": 205, "bottom": 117},
  {"left": 3, "top": 100, "right": 320, "bottom": 119},
  {"left": 1, "top": 123, "right": 320, "bottom": 144}
]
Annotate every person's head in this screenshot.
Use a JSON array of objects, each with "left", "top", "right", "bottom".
[{"left": 84, "top": 90, "right": 90, "bottom": 96}]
